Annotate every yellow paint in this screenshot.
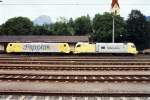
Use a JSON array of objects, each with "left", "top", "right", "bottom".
[
  {"left": 6, "top": 43, "right": 11, "bottom": 53},
  {"left": 127, "top": 43, "right": 138, "bottom": 55},
  {"left": 15, "top": 43, "right": 23, "bottom": 52},
  {"left": 6, "top": 43, "right": 23, "bottom": 53},
  {"left": 58, "top": 43, "right": 70, "bottom": 53},
  {"left": 74, "top": 42, "right": 95, "bottom": 54}
]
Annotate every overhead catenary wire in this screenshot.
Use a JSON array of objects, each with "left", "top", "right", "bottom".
[{"left": 0, "top": 3, "right": 149, "bottom": 6}]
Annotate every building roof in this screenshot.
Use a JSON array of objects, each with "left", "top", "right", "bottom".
[{"left": 0, "top": 36, "right": 89, "bottom": 43}]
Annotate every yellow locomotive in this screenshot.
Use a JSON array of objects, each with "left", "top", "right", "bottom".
[
  {"left": 73, "top": 42, "right": 138, "bottom": 55},
  {"left": 6, "top": 43, "right": 70, "bottom": 53}
]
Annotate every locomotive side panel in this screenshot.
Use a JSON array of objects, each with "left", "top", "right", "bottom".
[
  {"left": 96, "top": 43, "right": 128, "bottom": 53},
  {"left": 74, "top": 43, "right": 95, "bottom": 54},
  {"left": 22, "top": 43, "right": 59, "bottom": 52}
]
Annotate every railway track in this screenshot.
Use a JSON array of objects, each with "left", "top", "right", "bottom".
[
  {"left": 0, "top": 95, "right": 149, "bottom": 100},
  {"left": 0, "top": 61, "right": 150, "bottom": 65},
  {"left": 0, "top": 64, "right": 150, "bottom": 71},
  {"left": 0, "top": 73, "right": 149, "bottom": 82},
  {"left": 0, "top": 56, "right": 149, "bottom": 71},
  {"left": 0, "top": 54, "right": 149, "bottom": 59},
  {"left": 0, "top": 59, "right": 150, "bottom": 62},
  {"left": 0, "top": 54, "right": 149, "bottom": 99},
  {"left": 0, "top": 81, "right": 150, "bottom": 95}
]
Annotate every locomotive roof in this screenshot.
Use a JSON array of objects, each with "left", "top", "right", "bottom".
[{"left": 0, "top": 36, "right": 89, "bottom": 43}]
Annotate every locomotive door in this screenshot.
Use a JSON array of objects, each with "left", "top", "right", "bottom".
[{"left": 96, "top": 44, "right": 100, "bottom": 53}]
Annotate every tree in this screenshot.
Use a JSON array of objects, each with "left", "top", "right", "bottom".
[
  {"left": 93, "top": 12, "right": 126, "bottom": 42},
  {"left": 67, "top": 18, "right": 75, "bottom": 35},
  {"left": 32, "top": 24, "right": 51, "bottom": 35},
  {"left": 146, "top": 20, "right": 150, "bottom": 48},
  {"left": 50, "top": 22, "right": 72, "bottom": 35},
  {"left": 126, "top": 10, "right": 148, "bottom": 50},
  {"left": 0, "top": 17, "right": 33, "bottom": 35},
  {"left": 74, "top": 15, "right": 92, "bottom": 35}
]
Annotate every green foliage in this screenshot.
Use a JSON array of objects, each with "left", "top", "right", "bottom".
[
  {"left": 93, "top": 12, "right": 126, "bottom": 42},
  {"left": 50, "top": 21, "right": 72, "bottom": 35},
  {"left": 32, "top": 25, "right": 51, "bottom": 35},
  {"left": 146, "top": 20, "right": 150, "bottom": 48},
  {"left": 74, "top": 15, "right": 92, "bottom": 35},
  {"left": 0, "top": 17, "right": 33, "bottom": 35},
  {"left": 126, "top": 10, "right": 148, "bottom": 50},
  {"left": 67, "top": 18, "right": 75, "bottom": 35}
]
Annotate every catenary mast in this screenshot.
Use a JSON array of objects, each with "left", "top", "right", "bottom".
[{"left": 111, "top": 0, "right": 120, "bottom": 43}]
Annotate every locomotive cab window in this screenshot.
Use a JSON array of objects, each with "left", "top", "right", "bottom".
[
  {"left": 131, "top": 45, "right": 135, "bottom": 48},
  {"left": 64, "top": 44, "right": 66, "bottom": 47}
]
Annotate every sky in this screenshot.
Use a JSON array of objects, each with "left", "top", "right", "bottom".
[{"left": 0, "top": 0, "right": 150, "bottom": 24}]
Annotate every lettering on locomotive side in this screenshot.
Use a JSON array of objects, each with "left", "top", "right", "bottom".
[
  {"left": 107, "top": 47, "right": 120, "bottom": 49},
  {"left": 23, "top": 44, "right": 50, "bottom": 51}
]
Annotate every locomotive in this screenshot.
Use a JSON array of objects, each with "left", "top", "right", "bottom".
[
  {"left": 74, "top": 42, "right": 138, "bottom": 54},
  {"left": 6, "top": 43, "right": 70, "bottom": 53}
]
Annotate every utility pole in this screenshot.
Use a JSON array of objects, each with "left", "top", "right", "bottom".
[
  {"left": 0, "top": 0, "right": 3, "bottom": 32},
  {"left": 111, "top": 0, "right": 120, "bottom": 43},
  {"left": 112, "top": 14, "right": 115, "bottom": 43}
]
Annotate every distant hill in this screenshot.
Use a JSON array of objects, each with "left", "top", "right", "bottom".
[
  {"left": 146, "top": 16, "right": 150, "bottom": 21},
  {"left": 33, "top": 15, "right": 52, "bottom": 26}
]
